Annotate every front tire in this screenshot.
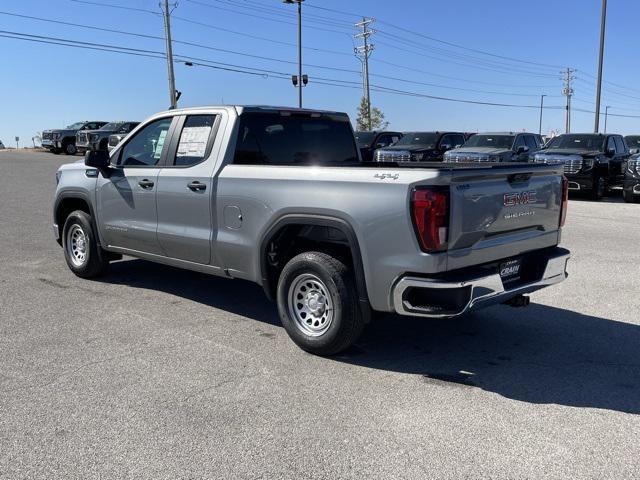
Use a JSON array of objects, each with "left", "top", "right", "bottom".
[
  {"left": 277, "top": 251, "right": 365, "bottom": 356},
  {"left": 62, "top": 210, "right": 109, "bottom": 278},
  {"left": 64, "top": 141, "right": 77, "bottom": 155},
  {"left": 590, "top": 174, "right": 605, "bottom": 200},
  {"left": 624, "top": 190, "right": 639, "bottom": 203}
]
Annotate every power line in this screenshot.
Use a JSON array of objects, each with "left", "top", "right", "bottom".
[
  {"left": 0, "top": 30, "right": 571, "bottom": 112},
  {"left": 0, "top": 12, "right": 562, "bottom": 99}
]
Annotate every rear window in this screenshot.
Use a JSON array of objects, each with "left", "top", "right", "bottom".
[{"left": 234, "top": 112, "right": 359, "bottom": 165}]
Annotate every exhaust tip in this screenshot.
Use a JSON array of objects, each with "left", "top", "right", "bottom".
[{"left": 503, "top": 294, "right": 530, "bottom": 308}]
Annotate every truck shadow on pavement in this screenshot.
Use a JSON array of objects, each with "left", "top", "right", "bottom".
[
  {"left": 339, "top": 305, "right": 640, "bottom": 414},
  {"left": 101, "top": 259, "right": 639, "bottom": 414}
]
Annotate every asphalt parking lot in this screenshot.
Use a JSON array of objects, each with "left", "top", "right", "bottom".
[{"left": 1, "top": 150, "right": 639, "bottom": 479}]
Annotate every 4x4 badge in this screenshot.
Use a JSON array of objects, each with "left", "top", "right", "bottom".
[{"left": 374, "top": 173, "right": 399, "bottom": 180}]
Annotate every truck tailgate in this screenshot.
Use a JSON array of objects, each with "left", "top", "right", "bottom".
[{"left": 445, "top": 163, "right": 564, "bottom": 269}]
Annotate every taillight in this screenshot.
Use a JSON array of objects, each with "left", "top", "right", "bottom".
[
  {"left": 411, "top": 187, "right": 449, "bottom": 252},
  {"left": 559, "top": 177, "right": 569, "bottom": 227}
]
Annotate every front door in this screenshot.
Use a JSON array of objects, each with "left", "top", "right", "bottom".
[
  {"left": 96, "top": 116, "right": 174, "bottom": 255},
  {"left": 156, "top": 113, "right": 222, "bottom": 264}
]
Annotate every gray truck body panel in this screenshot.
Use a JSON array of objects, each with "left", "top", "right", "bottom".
[{"left": 54, "top": 106, "right": 568, "bottom": 314}]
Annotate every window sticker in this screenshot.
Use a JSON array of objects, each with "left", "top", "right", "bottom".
[{"left": 177, "top": 126, "right": 211, "bottom": 158}]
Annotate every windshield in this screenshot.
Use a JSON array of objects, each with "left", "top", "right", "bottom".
[
  {"left": 463, "top": 134, "right": 514, "bottom": 148},
  {"left": 546, "top": 134, "right": 605, "bottom": 151},
  {"left": 354, "top": 132, "right": 376, "bottom": 148},
  {"left": 99, "top": 122, "right": 125, "bottom": 131},
  {"left": 65, "top": 122, "right": 85, "bottom": 130},
  {"left": 625, "top": 136, "right": 640, "bottom": 148},
  {"left": 394, "top": 132, "right": 437, "bottom": 148}
]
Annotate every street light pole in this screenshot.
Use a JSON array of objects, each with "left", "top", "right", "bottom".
[
  {"left": 284, "top": 0, "right": 304, "bottom": 108},
  {"left": 604, "top": 105, "right": 610, "bottom": 133},
  {"left": 594, "top": 0, "right": 607, "bottom": 133},
  {"left": 539, "top": 94, "right": 546, "bottom": 135},
  {"left": 162, "top": 0, "right": 177, "bottom": 109}
]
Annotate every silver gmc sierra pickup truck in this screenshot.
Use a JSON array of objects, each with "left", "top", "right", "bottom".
[{"left": 53, "top": 106, "right": 570, "bottom": 355}]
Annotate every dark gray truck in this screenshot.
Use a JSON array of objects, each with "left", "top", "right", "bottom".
[
  {"left": 76, "top": 121, "right": 139, "bottom": 155},
  {"left": 42, "top": 121, "right": 108, "bottom": 155},
  {"left": 53, "top": 106, "right": 570, "bottom": 355}
]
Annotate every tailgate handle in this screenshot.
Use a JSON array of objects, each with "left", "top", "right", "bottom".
[{"left": 508, "top": 173, "right": 532, "bottom": 183}]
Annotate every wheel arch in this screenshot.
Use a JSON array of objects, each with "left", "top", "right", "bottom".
[
  {"left": 258, "top": 214, "right": 371, "bottom": 322},
  {"left": 53, "top": 191, "right": 98, "bottom": 245}
]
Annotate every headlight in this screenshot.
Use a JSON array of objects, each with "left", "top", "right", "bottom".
[
  {"left": 89, "top": 133, "right": 99, "bottom": 142},
  {"left": 489, "top": 155, "right": 501, "bottom": 162},
  {"left": 582, "top": 158, "right": 594, "bottom": 170},
  {"left": 53, "top": 133, "right": 61, "bottom": 140},
  {"left": 629, "top": 158, "right": 640, "bottom": 175},
  {"left": 411, "top": 152, "right": 425, "bottom": 161}
]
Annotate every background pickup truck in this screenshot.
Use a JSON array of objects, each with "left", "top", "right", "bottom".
[{"left": 53, "top": 106, "right": 570, "bottom": 355}]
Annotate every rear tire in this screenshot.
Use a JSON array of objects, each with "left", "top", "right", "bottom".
[
  {"left": 62, "top": 210, "right": 109, "bottom": 278},
  {"left": 277, "top": 251, "right": 365, "bottom": 356}
]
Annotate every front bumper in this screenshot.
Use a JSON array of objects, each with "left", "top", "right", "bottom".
[
  {"left": 42, "top": 139, "right": 55, "bottom": 148},
  {"left": 392, "top": 247, "right": 570, "bottom": 318},
  {"left": 624, "top": 177, "right": 640, "bottom": 196},
  {"left": 564, "top": 172, "right": 594, "bottom": 191}
]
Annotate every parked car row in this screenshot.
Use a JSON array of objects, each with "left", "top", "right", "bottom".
[
  {"left": 358, "top": 129, "right": 640, "bottom": 203},
  {"left": 42, "top": 120, "right": 139, "bottom": 155}
]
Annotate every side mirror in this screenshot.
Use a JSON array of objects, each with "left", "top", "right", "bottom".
[
  {"left": 517, "top": 146, "right": 530, "bottom": 154},
  {"left": 440, "top": 143, "right": 452, "bottom": 151},
  {"left": 606, "top": 147, "right": 615, "bottom": 157},
  {"left": 85, "top": 149, "right": 110, "bottom": 169},
  {"left": 454, "top": 144, "right": 462, "bottom": 149},
  {"left": 630, "top": 148, "right": 640, "bottom": 154}
]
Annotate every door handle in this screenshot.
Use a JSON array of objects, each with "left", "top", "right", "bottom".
[
  {"left": 138, "top": 179, "right": 154, "bottom": 189},
  {"left": 188, "top": 181, "right": 207, "bottom": 191}
]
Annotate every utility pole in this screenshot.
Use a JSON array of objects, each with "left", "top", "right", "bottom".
[
  {"left": 538, "top": 94, "right": 546, "bottom": 135},
  {"left": 604, "top": 105, "right": 611, "bottom": 133},
  {"left": 594, "top": 0, "right": 607, "bottom": 133},
  {"left": 283, "top": 0, "right": 305, "bottom": 108},
  {"left": 562, "top": 68, "right": 576, "bottom": 134},
  {"left": 354, "top": 18, "right": 374, "bottom": 130},
  {"left": 162, "top": 0, "right": 177, "bottom": 109}
]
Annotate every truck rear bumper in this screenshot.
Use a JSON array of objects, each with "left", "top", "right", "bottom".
[{"left": 392, "top": 247, "right": 570, "bottom": 318}]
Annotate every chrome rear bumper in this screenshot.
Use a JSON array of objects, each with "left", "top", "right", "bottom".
[{"left": 392, "top": 249, "right": 570, "bottom": 318}]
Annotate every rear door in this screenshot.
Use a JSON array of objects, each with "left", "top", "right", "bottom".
[
  {"left": 156, "top": 112, "right": 226, "bottom": 264},
  {"left": 446, "top": 163, "right": 564, "bottom": 269},
  {"left": 96, "top": 116, "right": 175, "bottom": 254}
]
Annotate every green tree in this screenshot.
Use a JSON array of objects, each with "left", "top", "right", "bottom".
[{"left": 356, "top": 96, "right": 389, "bottom": 131}]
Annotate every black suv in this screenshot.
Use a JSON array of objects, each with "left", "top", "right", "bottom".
[
  {"left": 533, "top": 133, "right": 630, "bottom": 200},
  {"left": 42, "top": 121, "right": 108, "bottom": 155},
  {"left": 444, "top": 132, "right": 543, "bottom": 163},
  {"left": 355, "top": 131, "right": 403, "bottom": 162},
  {"left": 623, "top": 154, "right": 640, "bottom": 203},
  {"left": 374, "top": 131, "right": 466, "bottom": 162}
]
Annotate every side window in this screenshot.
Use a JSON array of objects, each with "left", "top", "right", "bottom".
[
  {"left": 607, "top": 136, "right": 616, "bottom": 153},
  {"left": 525, "top": 135, "right": 538, "bottom": 150},
  {"left": 118, "top": 117, "right": 173, "bottom": 167},
  {"left": 614, "top": 136, "right": 626, "bottom": 154},
  {"left": 514, "top": 135, "right": 527, "bottom": 149},
  {"left": 173, "top": 115, "right": 216, "bottom": 167}
]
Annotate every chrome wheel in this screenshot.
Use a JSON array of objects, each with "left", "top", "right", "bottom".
[
  {"left": 66, "top": 224, "right": 88, "bottom": 267},
  {"left": 287, "top": 273, "right": 334, "bottom": 337}
]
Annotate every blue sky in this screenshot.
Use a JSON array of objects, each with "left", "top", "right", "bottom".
[{"left": 2, "top": 0, "right": 640, "bottom": 146}]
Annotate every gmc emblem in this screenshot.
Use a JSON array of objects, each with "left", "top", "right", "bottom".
[{"left": 503, "top": 191, "right": 537, "bottom": 207}]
